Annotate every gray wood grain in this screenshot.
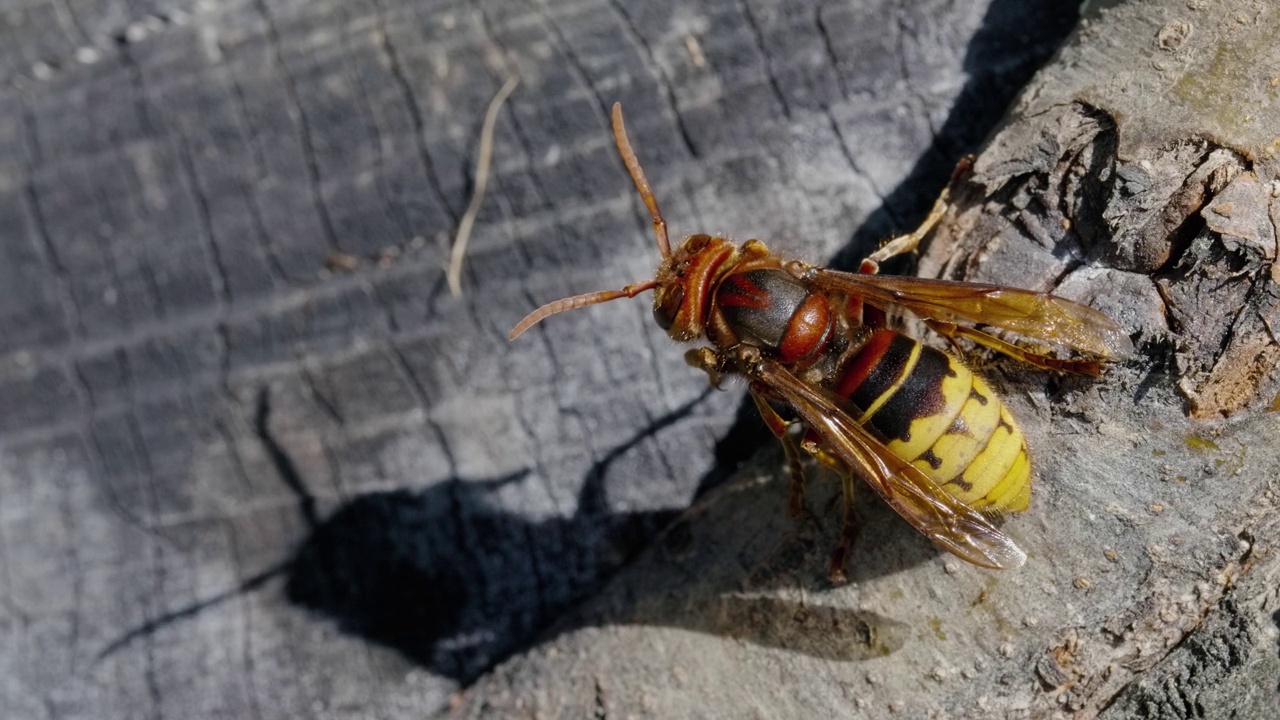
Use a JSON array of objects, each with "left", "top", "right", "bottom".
[
  {"left": 459, "top": 0, "right": 1280, "bottom": 717},
  {"left": 0, "top": 0, "right": 1093, "bottom": 717}
]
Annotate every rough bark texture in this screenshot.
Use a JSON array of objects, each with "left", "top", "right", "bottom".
[{"left": 0, "top": 0, "right": 1274, "bottom": 719}]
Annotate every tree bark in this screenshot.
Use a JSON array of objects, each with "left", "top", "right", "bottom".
[{"left": 2, "top": 0, "right": 1275, "bottom": 719}]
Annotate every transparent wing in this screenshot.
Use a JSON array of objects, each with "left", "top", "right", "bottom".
[
  {"left": 804, "top": 269, "right": 1133, "bottom": 360},
  {"left": 750, "top": 356, "right": 1027, "bottom": 570}
]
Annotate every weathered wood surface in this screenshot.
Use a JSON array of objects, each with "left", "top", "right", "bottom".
[
  {"left": 458, "top": 0, "right": 1280, "bottom": 718},
  {"left": 5, "top": 0, "right": 1272, "bottom": 718}
]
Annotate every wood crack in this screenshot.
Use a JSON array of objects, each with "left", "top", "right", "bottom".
[
  {"left": 16, "top": 95, "right": 85, "bottom": 344},
  {"left": 738, "top": 0, "right": 792, "bottom": 119},
  {"left": 251, "top": 0, "right": 342, "bottom": 255},
  {"left": 371, "top": 0, "right": 461, "bottom": 226},
  {"left": 174, "top": 129, "right": 232, "bottom": 306},
  {"left": 602, "top": 0, "right": 699, "bottom": 158}
]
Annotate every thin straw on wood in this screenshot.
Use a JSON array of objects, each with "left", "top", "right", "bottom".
[{"left": 447, "top": 76, "right": 520, "bottom": 297}]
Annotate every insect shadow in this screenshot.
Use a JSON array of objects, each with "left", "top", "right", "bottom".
[
  {"left": 282, "top": 398, "right": 692, "bottom": 684},
  {"left": 93, "top": 381, "right": 914, "bottom": 686},
  {"left": 280, "top": 389, "right": 923, "bottom": 686}
]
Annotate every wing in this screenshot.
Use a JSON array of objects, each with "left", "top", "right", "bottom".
[
  {"left": 802, "top": 268, "right": 1133, "bottom": 360},
  {"left": 749, "top": 356, "right": 1027, "bottom": 570}
]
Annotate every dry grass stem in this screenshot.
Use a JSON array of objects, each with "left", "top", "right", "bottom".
[{"left": 447, "top": 76, "right": 519, "bottom": 297}]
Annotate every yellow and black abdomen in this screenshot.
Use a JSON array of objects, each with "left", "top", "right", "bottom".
[{"left": 833, "top": 329, "right": 1031, "bottom": 512}]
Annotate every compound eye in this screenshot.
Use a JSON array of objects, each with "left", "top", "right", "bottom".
[{"left": 653, "top": 285, "right": 684, "bottom": 330}]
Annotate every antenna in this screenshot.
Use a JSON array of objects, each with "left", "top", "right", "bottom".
[
  {"left": 508, "top": 280, "right": 657, "bottom": 340},
  {"left": 508, "top": 103, "right": 670, "bottom": 341},
  {"left": 611, "top": 103, "right": 670, "bottom": 258}
]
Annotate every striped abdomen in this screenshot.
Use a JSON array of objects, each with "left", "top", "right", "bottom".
[{"left": 834, "top": 329, "right": 1031, "bottom": 512}]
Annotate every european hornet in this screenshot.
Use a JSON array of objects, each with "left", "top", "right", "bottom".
[{"left": 510, "top": 104, "right": 1132, "bottom": 581}]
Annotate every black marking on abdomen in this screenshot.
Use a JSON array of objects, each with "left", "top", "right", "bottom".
[
  {"left": 845, "top": 334, "right": 917, "bottom": 412},
  {"left": 867, "top": 344, "right": 956, "bottom": 443},
  {"left": 918, "top": 448, "right": 943, "bottom": 470}
]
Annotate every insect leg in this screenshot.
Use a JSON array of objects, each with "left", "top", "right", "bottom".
[
  {"left": 799, "top": 434, "right": 860, "bottom": 584},
  {"left": 925, "top": 319, "right": 1104, "bottom": 376},
  {"left": 861, "top": 193, "right": 949, "bottom": 272},
  {"left": 749, "top": 387, "right": 808, "bottom": 518},
  {"left": 831, "top": 470, "right": 860, "bottom": 584},
  {"left": 684, "top": 347, "right": 725, "bottom": 388},
  {"left": 855, "top": 295, "right": 887, "bottom": 331},
  {"left": 856, "top": 187, "right": 951, "bottom": 333},
  {"left": 861, "top": 156, "right": 973, "bottom": 273}
]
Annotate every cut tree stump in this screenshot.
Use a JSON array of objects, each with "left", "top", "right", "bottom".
[
  {"left": 1, "top": 0, "right": 1275, "bottom": 719},
  {"left": 458, "top": 0, "right": 1280, "bottom": 718}
]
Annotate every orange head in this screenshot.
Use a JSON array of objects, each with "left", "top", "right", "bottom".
[
  {"left": 649, "top": 233, "right": 736, "bottom": 341},
  {"left": 509, "top": 104, "right": 735, "bottom": 342}
]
